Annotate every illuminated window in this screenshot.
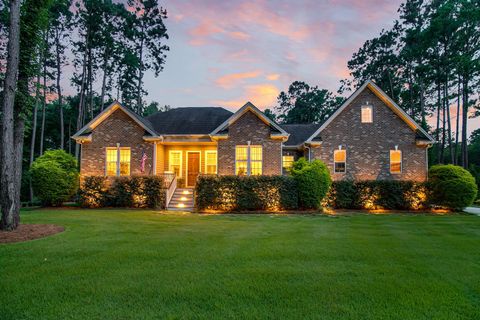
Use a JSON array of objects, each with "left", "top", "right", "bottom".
[
  {"left": 390, "top": 150, "right": 402, "bottom": 173},
  {"left": 106, "top": 148, "right": 117, "bottom": 176},
  {"left": 250, "top": 146, "right": 262, "bottom": 175},
  {"left": 169, "top": 151, "right": 182, "bottom": 177},
  {"left": 283, "top": 155, "right": 294, "bottom": 171},
  {"left": 119, "top": 149, "right": 130, "bottom": 176},
  {"left": 334, "top": 149, "right": 346, "bottom": 173},
  {"left": 361, "top": 105, "right": 373, "bottom": 123},
  {"left": 106, "top": 147, "right": 130, "bottom": 176},
  {"left": 235, "top": 145, "right": 262, "bottom": 175},
  {"left": 235, "top": 146, "right": 248, "bottom": 176},
  {"left": 205, "top": 151, "right": 217, "bottom": 174}
]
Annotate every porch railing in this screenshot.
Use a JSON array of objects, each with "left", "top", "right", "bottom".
[{"left": 159, "top": 172, "right": 177, "bottom": 208}]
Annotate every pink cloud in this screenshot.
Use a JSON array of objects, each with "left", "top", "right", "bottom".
[
  {"left": 212, "top": 83, "right": 279, "bottom": 110},
  {"left": 266, "top": 73, "right": 280, "bottom": 81},
  {"left": 215, "top": 71, "right": 261, "bottom": 89}
]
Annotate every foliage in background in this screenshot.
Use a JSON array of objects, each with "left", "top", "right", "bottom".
[
  {"left": 291, "top": 158, "right": 332, "bottom": 209},
  {"left": 195, "top": 175, "right": 298, "bottom": 211},
  {"left": 274, "top": 81, "right": 344, "bottom": 124},
  {"left": 428, "top": 164, "right": 478, "bottom": 209},
  {"left": 79, "top": 175, "right": 166, "bottom": 209},
  {"left": 325, "top": 180, "right": 429, "bottom": 210},
  {"left": 30, "top": 150, "right": 79, "bottom": 206}
]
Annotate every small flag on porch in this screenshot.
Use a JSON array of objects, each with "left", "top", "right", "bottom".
[{"left": 140, "top": 150, "right": 148, "bottom": 173}]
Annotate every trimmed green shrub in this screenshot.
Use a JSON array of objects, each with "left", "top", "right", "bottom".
[
  {"left": 428, "top": 164, "right": 478, "bottom": 210},
  {"left": 30, "top": 150, "right": 79, "bottom": 206},
  {"left": 291, "top": 158, "right": 332, "bottom": 209},
  {"left": 325, "top": 180, "right": 429, "bottom": 210},
  {"left": 195, "top": 175, "right": 298, "bottom": 211},
  {"left": 79, "top": 175, "right": 166, "bottom": 209},
  {"left": 78, "top": 176, "right": 108, "bottom": 208}
]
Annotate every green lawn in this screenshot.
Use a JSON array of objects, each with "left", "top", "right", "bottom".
[{"left": 1, "top": 209, "right": 480, "bottom": 319}]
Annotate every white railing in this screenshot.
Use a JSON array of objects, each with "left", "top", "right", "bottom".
[{"left": 165, "top": 174, "right": 177, "bottom": 208}]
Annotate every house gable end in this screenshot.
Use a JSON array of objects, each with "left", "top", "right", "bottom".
[
  {"left": 210, "top": 102, "right": 289, "bottom": 140},
  {"left": 72, "top": 101, "right": 157, "bottom": 141},
  {"left": 306, "top": 80, "right": 435, "bottom": 144}
]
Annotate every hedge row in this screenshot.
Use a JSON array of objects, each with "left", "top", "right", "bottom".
[
  {"left": 324, "top": 180, "right": 429, "bottom": 210},
  {"left": 195, "top": 175, "right": 298, "bottom": 211},
  {"left": 79, "top": 176, "right": 166, "bottom": 209}
]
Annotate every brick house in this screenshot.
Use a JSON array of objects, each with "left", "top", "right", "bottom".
[{"left": 73, "top": 80, "right": 434, "bottom": 209}]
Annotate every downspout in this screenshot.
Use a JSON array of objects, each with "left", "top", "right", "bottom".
[{"left": 304, "top": 143, "right": 311, "bottom": 161}]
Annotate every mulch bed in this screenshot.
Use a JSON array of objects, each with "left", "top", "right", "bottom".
[{"left": 0, "top": 224, "right": 65, "bottom": 244}]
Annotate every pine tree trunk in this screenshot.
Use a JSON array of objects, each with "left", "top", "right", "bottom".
[
  {"left": 461, "top": 79, "right": 469, "bottom": 168},
  {"left": 39, "top": 40, "right": 47, "bottom": 155},
  {"left": 136, "top": 24, "right": 145, "bottom": 114},
  {"left": 445, "top": 80, "right": 453, "bottom": 164},
  {"left": 55, "top": 26, "right": 64, "bottom": 150},
  {"left": 435, "top": 83, "right": 442, "bottom": 163},
  {"left": 100, "top": 48, "right": 108, "bottom": 110},
  {"left": 75, "top": 32, "right": 90, "bottom": 160},
  {"left": 454, "top": 78, "right": 461, "bottom": 165},
  {"left": 29, "top": 71, "right": 41, "bottom": 201},
  {"left": 1, "top": 0, "right": 21, "bottom": 231},
  {"left": 419, "top": 80, "right": 426, "bottom": 129}
]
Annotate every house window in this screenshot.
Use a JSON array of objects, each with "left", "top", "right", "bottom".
[
  {"left": 361, "top": 105, "right": 373, "bottom": 123},
  {"left": 390, "top": 150, "right": 402, "bottom": 173},
  {"left": 235, "top": 146, "right": 248, "bottom": 176},
  {"left": 334, "top": 149, "right": 346, "bottom": 173},
  {"left": 169, "top": 151, "right": 182, "bottom": 177},
  {"left": 106, "top": 147, "right": 131, "bottom": 176},
  {"left": 235, "top": 145, "right": 263, "bottom": 176},
  {"left": 250, "top": 146, "right": 262, "bottom": 175},
  {"left": 205, "top": 151, "right": 217, "bottom": 174},
  {"left": 283, "top": 155, "right": 294, "bottom": 171}
]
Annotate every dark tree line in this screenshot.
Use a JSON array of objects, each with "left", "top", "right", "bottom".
[
  {"left": 0, "top": 0, "right": 169, "bottom": 230},
  {"left": 343, "top": 0, "right": 479, "bottom": 169}
]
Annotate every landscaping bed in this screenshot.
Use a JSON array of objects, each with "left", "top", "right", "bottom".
[{"left": 0, "top": 224, "right": 64, "bottom": 243}]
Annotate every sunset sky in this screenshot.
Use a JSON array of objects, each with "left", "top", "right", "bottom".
[
  {"left": 145, "top": 0, "right": 403, "bottom": 110},
  {"left": 69, "top": 0, "right": 475, "bottom": 136}
]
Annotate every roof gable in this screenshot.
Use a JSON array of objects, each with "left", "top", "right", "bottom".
[
  {"left": 210, "top": 102, "right": 289, "bottom": 137},
  {"left": 146, "top": 107, "right": 232, "bottom": 135},
  {"left": 306, "top": 80, "right": 435, "bottom": 143},
  {"left": 72, "top": 101, "right": 157, "bottom": 140}
]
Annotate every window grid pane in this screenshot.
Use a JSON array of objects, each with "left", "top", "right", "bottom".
[
  {"left": 236, "top": 161, "right": 247, "bottom": 175},
  {"left": 390, "top": 150, "right": 402, "bottom": 173},
  {"left": 170, "top": 151, "right": 182, "bottom": 176},
  {"left": 361, "top": 106, "right": 373, "bottom": 123},
  {"left": 119, "top": 149, "right": 131, "bottom": 176},
  {"left": 106, "top": 148, "right": 118, "bottom": 176},
  {"left": 206, "top": 152, "right": 217, "bottom": 174},
  {"left": 283, "top": 155, "right": 294, "bottom": 169},
  {"left": 334, "top": 150, "right": 346, "bottom": 173}
]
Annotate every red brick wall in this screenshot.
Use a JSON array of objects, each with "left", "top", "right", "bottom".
[
  {"left": 217, "top": 110, "right": 282, "bottom": 175},
  {"left": 311, "top": 87, "right": 428, "bottom": 181},
  {"left": 80, "top": 109, "right": 154, "bottom": 177}
]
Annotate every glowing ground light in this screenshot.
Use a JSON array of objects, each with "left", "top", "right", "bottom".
[
  {"left": 177, "top": 203, "right": 185, "bottom": 208},
  {"left": 182, "top": 190, "right": 190, "bottom": 195},
  {"left": 180, "top": 197, "right": 187, "bottom": 201}
]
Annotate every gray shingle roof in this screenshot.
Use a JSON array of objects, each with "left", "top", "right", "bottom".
[
  {"left": 146, "top": 107, "right": 233, "bottom": 135},
  {"left": 281, "top": 124, "right": 322, "bottom": 146}
]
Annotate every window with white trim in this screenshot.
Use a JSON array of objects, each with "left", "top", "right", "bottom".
[
  {"left": 235, "top": 145, "right": 262, "bottom": 176},
  {"left": 169, "top": 151, "right": 182, "bottom": 177},
  {"left": 334, "top": 149, "right": 346, "bottom": 173},
  {"left": 205, "top": 151, "right": 217, "bottom": 174},
  {"left": 390, "top": 150, "right": 402, "bottom": 173},
  {"left": 282, "top": 155, "right": 294, "bottom": 172},
  {"left": 361, "top": 105, "right": 373, "bottom": 123},
  {"left": 106, "top": 147, "right": 130, "bottom": 176}
]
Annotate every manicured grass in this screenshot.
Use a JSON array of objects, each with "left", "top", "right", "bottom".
[{"left": 1, "top": 209, "right": 480, "bottom": 319}]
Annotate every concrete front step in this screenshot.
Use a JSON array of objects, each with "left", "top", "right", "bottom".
[{"left": 167, "top": 188, "right": 194, "bottom": 211}]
